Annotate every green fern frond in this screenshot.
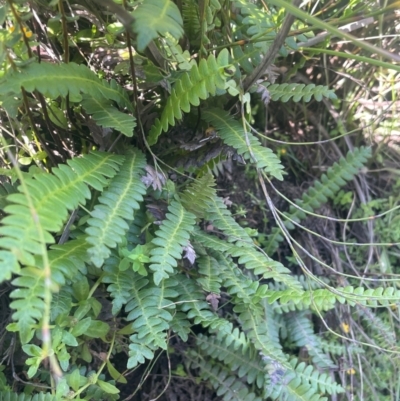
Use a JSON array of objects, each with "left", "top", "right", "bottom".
[
  {"left": 103, "top": 254, "right": 136, "bottom": 315},
  {"left": 194, "top": 230, "right": 303, "bottom": 292},
  {"left": 266, "top": 146, "right": 372, "bottom": 253},
  {"left": 0, "top": 152, "right": 123, "bottom": 281},
  {"left": 284, "top": 311, "right": 336, "bottom": 369},
  {"left": 132, "top": 0, "right": 184, "bottom": 51},
  {"left": 202, "top": 109, "right": 284, "bottom": 180},
  {"left": 81, "top": 96, "right": 135, "bottom": 137},
  {"left": 188, "top": 353, "right": 263, "bottom": 401},
  {"left": 125, "top": 275, "right": 175, "bottom": 368},
  {"left": 356, "top": 306, "right": 397, "bottom": 350},
  {"left": 266, "top": 358, "right": 343, "bottom": 401},
  {"left": 264, "top": 82, "right": 337, "bottom": 102},
  {"left": 0, "top": 392, "right": 59, "bottom": 401},
  {"left": 196, "top": 255, "right": 223, "bottom": 294},
  {"left": 148, "top": 49, "right": 232, "bottom": 145},
  {"left": 149, "top": 199, "right": 196, "bottom": 285},
  {"left": 85, "top": 149, "right": 147, "bottom": 267},
  {"left": 175, "top": 273, "right": 231, "bottom": 332},
  {"left": 238, "top": 308, "right": 287, "bottom": 365},
  {"left": 180, "top": 173, "right": 216, "bottom": 218},
  {"left": 10, "top": 268, "right": 47, "bottom": 343},
  {"left": 47, "top": 237, "right": 90, "bottom": 285},
  {"left": 181, "top": 0, "right": 201, "bottom": 45},
  {"left": 288, "top": 358, "right": 344, "bottom": 396},
  {"left": 0, "top": 182, "right": 16, "bottom": 210},
  {"left": 0, "top": 62, "right": 132, "bottom": 111},
  {"left": 232, "top": 44, "right": 263, "bottom": 75},
  {"left": 205, "top": 194, "right": 253, "bottom": 244},
  {"left": 196, "top": 332, "right": 266, "bottom": 389}
]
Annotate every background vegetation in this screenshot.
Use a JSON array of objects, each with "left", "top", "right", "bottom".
[{"left": 0, "top": 0, "right": 399, "bottom": 400}]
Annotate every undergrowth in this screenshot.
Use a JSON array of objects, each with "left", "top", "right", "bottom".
[{"left": 0, "top": 0, "right": 399, "bottom": 400}]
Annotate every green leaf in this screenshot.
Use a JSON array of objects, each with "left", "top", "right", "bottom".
[
  {"left": 97, "top": 379, "right": 120, "bottom": 394},
  {"left": 133, "top": 0, "right": 183, "bottom": 51}
]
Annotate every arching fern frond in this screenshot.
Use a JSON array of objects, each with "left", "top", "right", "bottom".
[
  {"left": 132, "top": 0, "right": 184, "bottom": 52},
  {"left": 196, "top": 332, "right": 266, "bottom": 389},
  {"left": 187, "top": 352, "right": 263, "bottom": 401},
  {"left": 284, "top": 311, "right": 336, "bottom": 369},
  {"left": 266, "top": 357, "right": 344, "bottom": 399},
  {"left": 148, "top": 49, "right": 232, "bottom": 145},
  {"left": 196, "top": 255, "right": 223, "bottom": 294},
  {"left": 263, "top": 82, "right": 337, "bottom": 102},
  {"left": 205, "top": 194, "right": 253, "bottom": 244},
  {"left": 180, "top": 173, "right": 216, "bottom": 218},
  {"left": 202, "top": 109, "right": 284, "bottom": 180},
  {"left": 85, "top": 149, "right": 147, "bottom": 267},
  {"left": 0, "top": 152, "right": 123, "bottom": 281},
  {"left": 0, "top": 392, "right": 59, "bottom": 401},
  {"left": 81, "top": 96, "right": 135, "bottom": 137},
  {"left": 149, "top": 199, "right": 196, "bottom": 285},
  {"left": 0, "top": 62, "right": 132, "bottom": 111},
  {"left": 265, "top": 146, "right": 372, "bottom": 253}
]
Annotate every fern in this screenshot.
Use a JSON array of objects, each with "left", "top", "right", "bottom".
[
  {"left": 205, "top": 194, "right": 253, "bottom": 244},
  {"left": 148, "top": 49, "right": 232, "bottom": 145},
  {"left": 181, "top": 0, "right": 201, "bottom": 46},
  {"left": 188, "top": 353, "right": 263, "bottom": 401},
  {"left": 202, "top": 109, "right": 284, "bottom": 180},
  {"left": 196, "top": 331, "right": 266, "bottom": 389},
  {"left": 267, "top": 358, "right": 344, "bottom": 399},
  {"left": 175, "top": 273, "right": 231, "bottom": 332},
  {"left": 81, "top": 96, "right": 135, "bottom": 137},
  {"left": 196, "top": 255, "right": 223, "bottom": 294},
  {"left": 0, "top": 392, "right": 58, "bottom": 401},
  {"left": 265, "top": 146, "right": 372, "bottom": 253},
  {"left": 0, "top": 152, "right": 123, "bottom": 281},
  {"left": 132, "top": 0, "right": 184, "bottom": 52},
  {"left": 85, "top": 149, "right": 147, "bottom": 267},
  {"left": 149, "top": 199, "right": 196, "bottom": 285},
  {"left": 263, "top": 82, "right": 337, "bottom": 102},
  {"left": 0, "top": 62, "right": 132, "bottom": 111},
  {"left": 180, "top": 173, "right": 216, "bottom": 218},
  {"left": 125, "top": 275, "right": 176, "bottom": 368},
  {"left": 284, "top": 311, "right": 336, "bottom": 369}
]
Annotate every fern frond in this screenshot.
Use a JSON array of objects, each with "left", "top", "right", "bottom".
[
  {"left": 0, "top": 152, "right": 123, "bottom": 281},
  {"left": 180, "top": 173, "right": 216, "bottom": 218},
  {"left": 194, "top": 230, "right": 303, "bottom": 292},
  {"left": 238, "top": 308, "right": 287, "bottom": 364},
  {"left": 196, "top": 332, "right": 266, "bottom": 389},
  {"left": 47, "top": 237, "right": 90, "bottom": 285},
  {"left": 202, "top": 109, "right": 284, "bottom": 180},
  {"left": 125, "top": 275, "right": 175, "bottom": 368},
  {"left": 196, "top": 255, "right": 223, "bottom": 294},
  {"left": 10, "top": 268, "right": 46, "bottom": 343},
  {"left": 181, "top": 0, "right": 201, "bottom": 45},
  {"left": 0, "top": 62, "right": 132, "bottom": 111},
  {"left": 132, "top": 0, "right": 184, "bottom": 51},
  {"left": 0, "top": 392, "right": 59, "bottom": 401},
  {"left": 188, "top": 353, "right": 263, "bottom": 401},
  {"left": 205, "top": 194, "right": 253, "bottom": 244},
  {"left": 149, "top": 199, "right": 196, "bottom": 285},
  {"left": 81, "top": 96, "right": 135, "bottom": 137},
  {"left": 148, "top": 49, "right": 231, "bottom": 145},
  {"left": 175, "top": 273, "right": 231, "bottom": 332},
  {"left": 102, "top": 254, "right": 136, "bottom": 315},
  {"left": 85, "top": 149, "right": 147, "bottom": 267},
  {"left": 0, "top": 182, "right": 17, "bottom": 210},
  {"left": 265, "top": 146, "right": 372, "bottom": 253},
  {"left": 263, "top": 82, "right": 337, "bottom": 102},
  {"left": 284, "top": 311, "right": 336, "bottom": 369}
]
